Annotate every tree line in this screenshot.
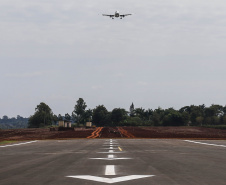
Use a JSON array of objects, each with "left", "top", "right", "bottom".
[
  {"left": 0, "top": 115, "right": 28, "bottom": 129},
  {"left": 27, "top": 98, "right": 226, "bottom": 128}
]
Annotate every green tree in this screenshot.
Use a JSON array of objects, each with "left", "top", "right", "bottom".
[
  {"left": 152, "top": 107, "right": 164, "bottom": 126},
  {"left": 52, "top": 114, "right": 58, "bottom": 125},
  {"left": 124, "top": 116, "right": 142, "bottom": 126},
  {"left": 72, "top": 98, "right": 87, "bottom": 124},
  {"left": 2, "top": 115, "right": 8, "bottom": 120},
  {"left": 58, "top": 114, "right": 63, "bottom": 121},
  {"left": 111, "top": 108, "right": 127, "bottom": 125},
  {"left": 28, "top": 102, "right": 54, "bottom": 128},
  {"left": 64, "top": 113, "right": 71, "bottom": 121},
  {"left": 84, "top": 109, "right": 93, "bottom": 122},
  {"left": 134, "top": 108, "right": 146, "bottom": 120},
  {"left": 92, "top": 105, "right": 109, "bottom": 126},
  {"left": 196, "top": 116, "right": 204, "bottom": 126},
  {"left": 162, "top": 108, "right": 184, "bottom": 126},
  {"left": 222, "top": 115, "right": 226, "bottom": 124}
]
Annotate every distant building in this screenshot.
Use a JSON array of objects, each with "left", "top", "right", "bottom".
[
  {"left": 86, "top": 122, "right": 92, "bottom": 127},
  {"left": 58, "top": 120, "right": 72, "bottom": 128}
]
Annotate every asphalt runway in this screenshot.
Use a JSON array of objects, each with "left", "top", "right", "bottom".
[{"left": 1, "top": 139, "right": 226, "bottom": 185}]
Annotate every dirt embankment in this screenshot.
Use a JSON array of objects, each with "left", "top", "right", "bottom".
[
  {"left": 1, "top": 126, "right": 226, "bottom": 141},
  {"left": 0, "top": 128, "right": 94, "bottom": 142},
  {"left": 122, "top": 126, "right": 226, "bottom": 139},
  {"left": 100, "top": 127, "right": 122, "bottom": 138}
]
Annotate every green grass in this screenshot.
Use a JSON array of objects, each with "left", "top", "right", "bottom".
[{"left": 0, "top": 141, "right": 18, "bottom": 145}]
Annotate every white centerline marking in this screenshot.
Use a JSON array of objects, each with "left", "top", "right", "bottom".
[
  {"left": 105, "top": 165, "right": 116, "bottom": 175},
  {"left": 0, "top": 140, "right": 38, "bottom": 148},
  {"left": 98, "top": 151, "right": 125, "bottom": 153},
  {"left": 184, "top": 140, "right": 226, "bottom": 148},
  {"left": 108, "top": 154, "right": 114, "bottom": 158}
]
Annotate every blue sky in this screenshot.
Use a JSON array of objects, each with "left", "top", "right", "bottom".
[{"left": 1, "top": 0, "right": 226, "bottom": 117}]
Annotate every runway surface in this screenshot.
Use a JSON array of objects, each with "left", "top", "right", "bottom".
[{"left": 1, "top": 139, "right": 226, "bottom": 185}]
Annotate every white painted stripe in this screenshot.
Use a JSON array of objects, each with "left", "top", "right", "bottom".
[
  {"left": 0, "top": 140, "right": 38, "bottom": 148},
  {"left": 105, "top": 165, "right": 116, "bottom": 175},
  {"left": 97, "top": 151, "right": 125, "bottom": 153},
  {"left": 108, "top": 155, "right": 114, "bottom": 158},
  {"left": 184, "top": 140, "right": 226, "bottom": 148},
  {"left": 67, "top": 175, "right": 154, "bottom": 183},
  {"left": 102, "top": 148, "right": 118, "bottom": 150},
  {"left": 109, "top": 150, "right": 114, "bottom": 152},
  {"left": 90, "top": 157, "right": 132, "bottom": 160}
]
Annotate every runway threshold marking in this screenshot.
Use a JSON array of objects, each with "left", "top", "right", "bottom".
[
  {"left": 67, "top": 139, "right": 155, "bottom": 183},
  {"left": 184, "top": 140, "right": 226, "bottom": 148},
  {"left": 105, "top": 165, "right": 116, "bottom": 175},
  {"left": 0, "top": 140, "right": 38, "bottom": 148}
]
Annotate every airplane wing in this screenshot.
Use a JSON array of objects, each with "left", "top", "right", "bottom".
[
  {"left": 102, "top": 14, "right": 114, "bottom": 17},
  {"left": 120, "top": 14, "right": 132, "bottom": 17}
]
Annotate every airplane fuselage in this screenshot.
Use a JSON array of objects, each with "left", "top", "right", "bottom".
[{"left": 115, "top": 11, "right": 120, "bottom": 17}]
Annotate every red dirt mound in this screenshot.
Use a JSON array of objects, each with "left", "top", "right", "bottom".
[
  {"left": 0, "top": 128, "right": 94, "bottom": 142},
  {"left": 1, "top": 127, "right": 226, "bottom": 141},
  {"left": 122, "top": 126, "right": 226, "bottom": 139},
  {"left": 100, "top": 127, "right": 122, "bottom": 138}
]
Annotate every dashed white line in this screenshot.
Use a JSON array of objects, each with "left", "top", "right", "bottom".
[{"left": 184, "top": 140, "right": 226, "bottom": 148}]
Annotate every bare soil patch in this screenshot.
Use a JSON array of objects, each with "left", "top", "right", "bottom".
[
  {"left": 100, "top": 127, "right": 122, "bottom": 138},
  {"left": 1, "top": 126, "right": 226, "bottom": 141},
  {"left": 122, "top": 126, "right": 226, "bottom": 139},
  {"left": 0, "top": 128, "right": 94, "bottom": 142}
]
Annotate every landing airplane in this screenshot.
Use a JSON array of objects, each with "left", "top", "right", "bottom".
[{"left": 102, "top": 11, "right": 132, "bottom": 19}]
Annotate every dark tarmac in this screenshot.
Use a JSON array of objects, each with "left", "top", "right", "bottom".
[{"left": 0, "top": 139, "right": 226, "bottom": 185}]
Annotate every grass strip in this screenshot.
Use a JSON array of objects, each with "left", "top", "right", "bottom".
[{"left": 0, "top": 141, "right": 18, "bottom": 145}]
